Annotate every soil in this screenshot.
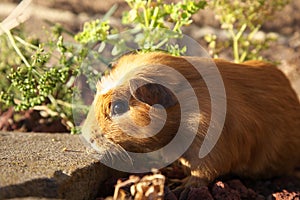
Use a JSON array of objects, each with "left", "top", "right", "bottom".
[
  {"left": 0, "top": 0, "right": 299, "bottom": 199},
  {"left": 97, "top": 167, "right": 300, "bottom": 200}
]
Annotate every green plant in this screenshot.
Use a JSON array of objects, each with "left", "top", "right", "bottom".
[
  {"left": 0, "top": 0, "right": 206, "bottom": 133},
  {"left": 75, "top": 0, "right": 206, "bottom": 56},
  {"left": 123, "top": 0, "right": 206, "bottom": 32},
  {"left": 0, "top": 25, "right": 83, "bottom": 133},
  {"left": 206, "top": 0, "right": 289, "bottom": 63}
]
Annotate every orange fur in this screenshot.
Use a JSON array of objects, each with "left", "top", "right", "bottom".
[{"left": 82, "top": 52, "right": 300, "bottom": 186}]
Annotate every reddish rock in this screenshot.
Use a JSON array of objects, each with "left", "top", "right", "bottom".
[
  {"left": 271, "top": 189, "right": 300, "bottom": 200},
  {"left": 227, "top": 179, "right": 261, "bottom": 199}
]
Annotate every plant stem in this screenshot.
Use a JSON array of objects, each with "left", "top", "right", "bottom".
[
  {"left": 15, "top": 36, "right": 39, "bottom": 50},
  {"left": 156, "top": 38, "right": 169, "bottom": 48},
  {"left": 232, "top": 23, "right": 247, "bottom": 63},
  {"left": 149, "top": 6, "right": 159, "bottom": 28},
  {"left": 143, "top": 3, "right": 150, "bottom": 28},
  {"left": 173, "top": 21, "right": 181, "bottom": 32},
  {"left": 0, "top": 24, "right": 31, "bottom": 68},
  {"left": 248, "top": 25, "right": 261, "bottom": 40},
  {"left": 236, "top": 23, "right": 247, "bottom": 40},
  {"left": 240, "top": 50, "right": 248, "bottom": 62}
]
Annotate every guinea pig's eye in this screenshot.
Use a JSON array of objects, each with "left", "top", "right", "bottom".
[{"left": 111, "top": 100, "right": 129, "bottom": 116}]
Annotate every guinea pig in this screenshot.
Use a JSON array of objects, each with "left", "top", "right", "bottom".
[{"left": 81, "top": 52, "right": 300, "bottom": 187}]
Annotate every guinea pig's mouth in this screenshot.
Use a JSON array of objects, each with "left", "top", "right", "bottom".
[
  {"left": 80, "top": 133, "right": 134, "bottom": 167},
  {"left": 80, "top": 130, "right": 172, "bottom": 171},
  {"left": 80, "top": 102, "right": 137, "bottom": 169}
]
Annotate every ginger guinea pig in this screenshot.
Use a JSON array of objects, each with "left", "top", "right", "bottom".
[{"left": 82, "top": 52, "right": 300, "bottom": 187}]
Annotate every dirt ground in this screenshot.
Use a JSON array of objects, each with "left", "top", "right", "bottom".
[{"left": 0, "top": 0, "right": 300, "bottom": 199}]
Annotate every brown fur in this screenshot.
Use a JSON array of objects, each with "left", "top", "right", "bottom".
[{"left": 82, "top": 52, "right": 300, "bottom": 186}]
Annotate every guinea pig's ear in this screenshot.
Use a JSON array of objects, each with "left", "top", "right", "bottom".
[{"left": 129, "top": 79, "right": 178, "bottom": 108}]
